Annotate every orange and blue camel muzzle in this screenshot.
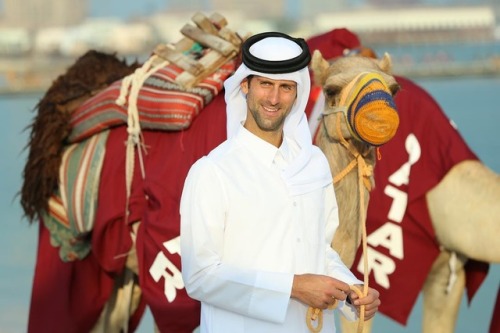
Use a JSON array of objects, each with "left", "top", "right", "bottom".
[{"left": 324, "top": 72, "right": 399, "bottom": 146}]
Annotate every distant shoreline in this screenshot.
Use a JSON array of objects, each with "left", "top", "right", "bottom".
[{"left": 0, "top": 52, "right": 498, "bottom": 96}]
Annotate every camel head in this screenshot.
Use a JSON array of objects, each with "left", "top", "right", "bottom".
[
  {"left": 311, "top": 49, "right": 400, "bottom": 149},
  {"left": 310, "top": 50, "right": 400, "bottom": 267}
]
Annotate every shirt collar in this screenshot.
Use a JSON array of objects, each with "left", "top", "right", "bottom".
[{"left": 236, "top": 124, "right": 291, "bottom": 168}]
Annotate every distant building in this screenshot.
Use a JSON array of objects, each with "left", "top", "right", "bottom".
[
  {"left": 0, "top": 28, "right": 31, "bottom": 55},
  {"left": 209, "top": 0, "right": 284, "bottom": 19},
  {"left": 1, "top": 0, "right": 88, "bottom": 29},
  {"left": 315, "top": 6, "right": 497, "bottom": 45}
]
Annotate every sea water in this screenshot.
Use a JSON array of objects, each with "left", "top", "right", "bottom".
[{"left": 1, "top": 75, "right": 499, "bottom": 332}]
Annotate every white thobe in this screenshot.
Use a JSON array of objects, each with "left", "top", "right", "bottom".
[{"left": 180, "top": 125, "right": 362, "bottom": 333}]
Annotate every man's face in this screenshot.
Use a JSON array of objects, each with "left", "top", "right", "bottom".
[{"left": 241, "top": 75, "right": 297, "bottom": 139}]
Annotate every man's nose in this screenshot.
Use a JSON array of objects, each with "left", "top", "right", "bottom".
[{"left": 267, "top": 87, "right": 280, "bottom": 105}]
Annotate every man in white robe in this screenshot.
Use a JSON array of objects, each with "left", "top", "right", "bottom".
[{"left": 180, "top": 31, "right": 381, "bottom": 333}]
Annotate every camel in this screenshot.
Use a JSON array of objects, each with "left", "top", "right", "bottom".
[
  {"left": 309, "top": 50, "right": 400, "bottom": 269},
  {"left": 308, "top": 50, "right": 399, "bottom": 333},
  {"left": 306, "top": 28, "right": 500, "bottom": 333},
  {"left": 20, "top": 16, "right": 401, "bottom": 333}
]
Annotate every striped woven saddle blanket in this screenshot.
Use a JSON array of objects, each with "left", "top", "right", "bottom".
[{"left": 68, "top": 59, "right": 236, "bottom": 143}]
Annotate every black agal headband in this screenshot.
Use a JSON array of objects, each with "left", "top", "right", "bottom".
[{"left": 242, "top": 32, "right": 311, "bottom": 74}]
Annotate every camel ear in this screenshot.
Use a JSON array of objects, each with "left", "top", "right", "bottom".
[
  {"left": 378, "top": 52, "right": 393, "bottom": 74},
  {"left": 310, "top": 50, "right": 330, "bottom": 86}
]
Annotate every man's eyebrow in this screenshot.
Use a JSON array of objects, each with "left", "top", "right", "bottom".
[{"left": 280, "top": 82, "right": 297, "bottom": 88}]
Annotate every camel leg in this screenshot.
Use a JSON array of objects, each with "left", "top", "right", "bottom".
[
  {"left": 126, "top": 221, "right": 141, "bottom": 275},
  {"left": 427, "top": 160, "right": 500, "bottom": 263},
  {"left": 422, "top": 250, "right": 465, "bottom": 333},
  {"left": 339, "top": 315, "right": 373, "bottom": 333},
  {"left": 91, "top": 268, "right": 142, "bottom": 333}
]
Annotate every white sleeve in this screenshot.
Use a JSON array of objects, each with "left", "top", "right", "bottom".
[
  {"left": 323, "top": 184, "right": 363, "bottom": 321},
  {"left": 180, "top": 157, "right": 293, "bottom": 323}
]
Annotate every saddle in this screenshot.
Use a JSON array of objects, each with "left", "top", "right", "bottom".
[{"left": 70, "top": 12, "right": 242, "bottom": 143}]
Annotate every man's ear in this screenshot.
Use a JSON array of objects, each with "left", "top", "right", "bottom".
[{"left": 240, "top": 78, "right": 249, "bottom": 94}]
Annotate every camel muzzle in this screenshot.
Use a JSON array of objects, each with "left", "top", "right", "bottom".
[{"left": 324, "top": 72, "right": 400, "bottom": 146}]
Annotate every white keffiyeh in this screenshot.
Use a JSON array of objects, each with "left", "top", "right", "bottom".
[{"left": 224, "top": 34, "right": 332, "bottom": 195}]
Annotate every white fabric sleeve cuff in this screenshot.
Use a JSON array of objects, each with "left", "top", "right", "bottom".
[{"left": 248, "top": 271, "right": 294, "bottom": 323}]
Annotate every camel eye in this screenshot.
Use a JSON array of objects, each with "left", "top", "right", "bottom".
[
  {"left": 390, "top": 83, "right": 401, "bottom": 96},
  {"left": 324, "top": 86, "right": 341, "bottom": 100}
]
